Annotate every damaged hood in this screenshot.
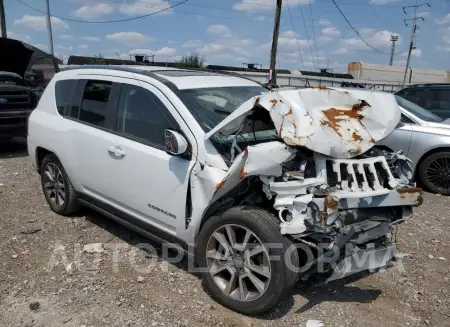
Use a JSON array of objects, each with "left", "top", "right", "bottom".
[
  {"left": 0, "top": 38, "right": 35, "bottom": 77},
  {"left": 205, "top": 87, "right": 401, "bottom": 159}
]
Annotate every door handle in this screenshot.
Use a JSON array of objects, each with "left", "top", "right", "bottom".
[{"left": 107, "top": 146, "right": 126, "bottom": 157}]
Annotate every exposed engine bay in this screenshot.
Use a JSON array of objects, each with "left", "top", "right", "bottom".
[{"left": 200, "top": 87, "right": 423, "bottom": 282}]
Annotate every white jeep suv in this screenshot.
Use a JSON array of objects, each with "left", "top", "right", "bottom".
[{"left": 28, "top": 66, "right": 422, "bottom": 315}]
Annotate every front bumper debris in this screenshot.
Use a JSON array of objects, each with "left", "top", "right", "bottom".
[{"left": 325, "top": 244, "right": 397, "bottom": 283}]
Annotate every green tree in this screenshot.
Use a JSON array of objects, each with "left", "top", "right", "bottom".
[
  {"left": 89, "top": 53, "right": 106, "bottom": 65},
  {"left": 176, "top": 53, "right": 205, "bottom": 68}
]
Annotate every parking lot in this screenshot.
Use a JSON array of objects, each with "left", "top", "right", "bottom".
[{"left": 0, "top": 137, "right": 449, "bottom": 327}]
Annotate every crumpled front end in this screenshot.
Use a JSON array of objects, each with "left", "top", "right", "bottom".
[{"left": 203, "top": 87, "right": 422, "bottom": 282}]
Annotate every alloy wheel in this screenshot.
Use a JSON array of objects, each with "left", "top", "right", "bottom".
[
  {"left": 43, "top": 163, "right": 66, "bottom": 207},
  {"left": 205, "top": 224, "right": 271, "bottom": 302},
  {"left": 425, "top": 156, "right": 450, "bottom": 191}
]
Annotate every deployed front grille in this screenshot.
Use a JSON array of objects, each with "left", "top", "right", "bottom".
[
  {"left": 0, "top": 87, "right": 35, "bottom": 110},
  {"left": 326, "top": 156, "right": 397, "bottom": 192}
]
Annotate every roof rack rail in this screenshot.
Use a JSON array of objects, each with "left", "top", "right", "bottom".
[{"left": 408, "top": 83, "right": 450, "bottom": 88}]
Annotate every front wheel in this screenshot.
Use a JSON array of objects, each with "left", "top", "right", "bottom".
[
  {"left": 418, "top": 151, "right": 450, "bottom": 195},
  {"left": 195, "top": 206, "right": 299, "bottom": 315}
]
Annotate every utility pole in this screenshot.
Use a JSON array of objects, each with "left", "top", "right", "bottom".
[
  {"left": 0, "top": 0, "right": 7, "bottom": 38},
  {"left": 402, "top": 1, "right": 430, "bottom": 86},
  {"left": 45, "top": 0, "right": 54, "bottom": 55},
  {"left": 268, "top": 0, "right": 282, "bottom": 90},
  {"left": 389, "top": 35, "right": 398, "bottom": 66}
]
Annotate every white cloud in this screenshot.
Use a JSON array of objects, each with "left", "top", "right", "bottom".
[
  {"left": 83, "top": 36, "right": 100, "bottom": 42},
  {"left": 106, "top": 32, "right": 153, "bottom": 45},
  {"left": 340, "top": 28, "right": 400, "bottom": 51},
  {"left": 280, "top": 30, "right": 296, "bottom": 38},
  {"left": 393, "top": 59, "right": 407, "bottom": 66},
  {"left": 233, "top": 0, "right": 311, "bottom": 13},
  {"left": 401, "top": 48, "right": 422, "bottom": 58},
  {"left": 416, "top": 11, "right": 430, "bottom": 18},
  {"left": 127, "top": 47, "right": 176, "bottom": 57},
  {"left": 317, "top": 19, "right": 332, "bottom": 26},
  {"left": 59, "top": 34, "right": 73, "bottom": 40},
  {"left": 56, "top": 44, "right": 74, "bottom": 53},
  {"left": 436, "top": 14, "right": 450, "bottom": 25},
  {"left": 369, "top": 0, "right": 400, "bottom": 5},
  {"left": 196, "top": 38, "right": 258, "bottom": 63},
  {"left": 333, "top": 48, "right": 349, "bottom": 55},
  {"left": 8, "top": 31, "right": 31, "bottom": 42},
  {"left": 74, "top": 3, "right": 114, "bottom": 20},
  {"left": 13, "top": 15, "right": 69, "bottom": 31},
  {"left": 182, "top": 40, "right": 203, "bottom": 48},
  {"left": 206, "top": 25, "right": 232, "bottom": 38},
  {"left": 32, "top": 43, "right": 46, "bottom": 50},
  {"left": 119, "top": 0, "right": 172, "bottom": 15},
  {"left": 322, "top": 27, "right": 340, "bottom": 38},
  {"left": 78, "top": 44, "right": 89, "bottom": 49},
  {"left": 318, "top": 36, "right": 333, "bottom": 42}
]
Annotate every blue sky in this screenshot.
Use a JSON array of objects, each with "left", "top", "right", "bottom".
[{"left": 3, "top": 0, "right": 450, "bottom": 72}]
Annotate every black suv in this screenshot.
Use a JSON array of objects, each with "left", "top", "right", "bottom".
[
  {"left": 396, "top": 84, "right": 450, "bottom": 119},
  {"left": 0, "top": 38, "right": 58, "bottom": 140}
]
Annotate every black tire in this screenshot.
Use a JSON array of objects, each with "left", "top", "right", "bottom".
[
  {"left": 195, "top": 206, "right": 299, "bottom": 316},
  {"left": 40, "top": 154, "right": 79, "bottom": 215},
  {"left": 418, "top": 151, "right": 450, "bottom": 195}
]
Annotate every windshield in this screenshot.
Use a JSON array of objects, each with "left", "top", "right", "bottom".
[
  {"left": 0, "top": 71, "right": 25, "bottom": 86},
  {"left": 179, "top": 86, "right": 268, "bottom": 132},
  {"left": 395, "top": 95, "right": 444, "bottom": 123}
]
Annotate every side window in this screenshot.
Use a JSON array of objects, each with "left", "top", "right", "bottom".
[
  {"left": 55, "top": 80, "right": 77, "bottom": 115},
  {"left": 116, "top": 84, "right": 179, "bottom": 147},
  {"left": 400, "top": 114, "right": 414, "bottom": 124},
  {"left": 428, "top": 89, "right": 450, "bottom": 110},
  {"left": 76, "top": 80, "right": 112, "bottom": 127}
]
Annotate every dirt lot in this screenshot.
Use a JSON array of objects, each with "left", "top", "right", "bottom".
[{"left": 0, "top": 138, "right": 449, "bottom": 327}]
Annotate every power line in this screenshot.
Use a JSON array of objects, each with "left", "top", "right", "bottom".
[
  {"left": 285, "top": 0, "right": 305, "bottom": 69},
  {"left": 296, "top": 0, "right": 317, "bottom": 70},
  {"left": 309, "top": 1, "right": 321, "bottom": 68},
  {"left": 16, "top": 0, "right": 189, "bottom": 23},
  {"left": 330, "top": 0, "right": 401, "bottom": 56}
]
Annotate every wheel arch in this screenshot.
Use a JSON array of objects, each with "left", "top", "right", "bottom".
[{"left": 35, "top": 147, "right": 55, "bottom": 173}]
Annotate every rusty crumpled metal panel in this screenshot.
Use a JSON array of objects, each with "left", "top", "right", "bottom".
[{"left": 205, "top": 88, "right": 401, "bottom": 159}]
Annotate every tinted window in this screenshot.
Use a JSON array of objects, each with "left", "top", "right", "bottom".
[
  {"left": 55, "top": 80, "right": 76, "bottom": 115},
  {"left": 116, "top": 84, "right": 178, "bottom": 147},
  {"left": 427, "top": 89, "right": 450, "bottom": 110},
  {"left": 398, "top": 89, "right": 426, "bottom": 108},
  {"left": 78, "top": 80, "right": 112, "bottom": 127},
  {"left": 400, "top": 114, "right": 414, "bottom": 124}
]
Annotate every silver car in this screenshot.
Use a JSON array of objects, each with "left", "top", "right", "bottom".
[
  {"left": 381, "top": 96, "right": 450, "bottom": 195},
  {"left": 336, "top": 88, "right": 450, "bottom": 195}
]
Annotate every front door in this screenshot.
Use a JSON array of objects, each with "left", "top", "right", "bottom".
[{"left": 107, "top": 80, "right": 197, "bottom": 237}]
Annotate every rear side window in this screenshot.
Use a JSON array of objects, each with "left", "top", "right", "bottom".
[
  {"left": 55, "top": 80, "right": 77, "bottom": 115},
  {"left": 78, "top": 80, "right": 112, "bottom": 127},
  {"left": 116, "top": 84, "right": 179, "bottom": 147},
  {"left": 427, "top": 89, "right": 450, "bottom": 110}
]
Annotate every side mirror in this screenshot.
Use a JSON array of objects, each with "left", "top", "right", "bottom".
[{"left": 164, "top": 130, "right": 188, "bottom": 155}]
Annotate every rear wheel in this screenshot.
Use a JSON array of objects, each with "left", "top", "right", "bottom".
[
  {"left": 418, "top": 151, "right": 450, "bottom": 195},
  {"left": 40, "top": 154, "right": 79, "bottom": 215},
  {"left": 196, "top": 206, "right": 299, "bottom": 315}
]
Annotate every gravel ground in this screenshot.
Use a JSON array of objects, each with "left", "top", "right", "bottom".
[{"left": 0, "top": 138, "right": 449, "bottom": 327}]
